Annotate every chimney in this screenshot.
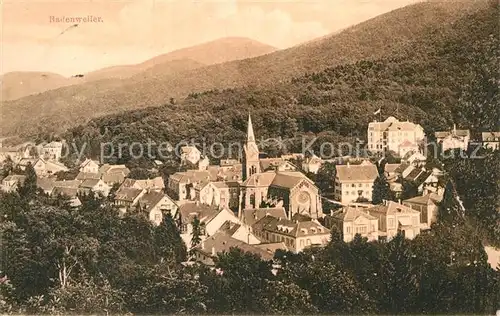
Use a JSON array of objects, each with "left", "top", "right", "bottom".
[
  {"left": 201, "top": 239, "right": 205, "bottom": 250},
  {"left": 347, "top": 162, "right": 350, "bottom": 168},
  {"left": 211, "top": 247, "right": 216, "bottom": 256}
]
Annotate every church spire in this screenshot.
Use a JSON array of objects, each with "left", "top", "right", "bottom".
[{"left": 247, "top": 113, "right": 255, "bottom": 143}]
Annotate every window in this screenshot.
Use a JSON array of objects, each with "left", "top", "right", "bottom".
[
  {"left": 300, "top": 240, "right": 304, "bottom": 247},
  {"left": 345, "top": 191, "right": 349, "bottom": 195},
  {"left": 358, "top": 183, "right": 362, "bottom": 187},
  {"left": 346, "top": 226, "right": 351, "bottom": 233},
  {"left": 366, "top": 184, "right": 370, "bottom": 188},
  {"left": 388, "top": 218, "right": 394, "bottom": 228},
  {"left": 154, "top": 213, "right": 161, "bottom": 222},
  {"left": 180, "top": 223, "right": 188, "bottom": 233},
  {"left": 351, "top": 191, "right": 356, "bottom": 195},
  {"left": 306, "top": 239, "right": 311, "bottom": 245}
]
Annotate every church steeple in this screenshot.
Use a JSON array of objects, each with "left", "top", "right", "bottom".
[
  {"left": 242, "top": 114, "right": 260, "bottom": 181},
  {"left": 247, "top": 113, "right": 255, "bottom": 143}
]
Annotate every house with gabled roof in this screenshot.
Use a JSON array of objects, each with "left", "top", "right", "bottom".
[
  {"left": 217, "top": 220, "right": 261, "bottom": 245},
  {"left": 191, "top": 231, "right": 277, "bottom": 266},
  {"left": 136, "top": 191, "right": 178, "bottom": 226},
  {"left": 32, "top": 158, "right": 68, "bottom": 177},
  {"left": 37, "top": 178, "right": 56, "bottom": 195},
  {"left": 99, "top": 164, "right": 130, "bottom": 185},
  {"left": 79, "top": 178, "right": 111, "bottom": 197},
  {"left": 114, "top": 187, "right": 146, "bottom": 208},
  {"left": 1, "top": 175, "right": 26, "bottom": 192},
  {"left": 302, "top": 154, "right": 323, "bottom": 174},
  {"left": 76, "top": 171, "right": 100, "bottom": 181},
  {"left": 260, "top": 158, "right": 297, "bottom": 172},
  {"left": 402, "top": 151, "right": 427, "bottom": 166},
  {"left": 79, "top": 158, "right": 100, "bottom": 174},
  {"left": 252, "top": 215, "right": 330, "bottom": 252},
  {"left": 240, "top": 207, "right": 287, "bottom": 228},
  {"left": 364, "top": 201, "right": 421, "bottom": 240},
  {"left": 177, "top": 202, "right": 242, "bottom": 249},
  {"left": 180, "top": 145, "right": 202, "bottom": 165},
  {"left": 326, "top": 206, "right": 379, "bottom": 242},
  {"left": 398, "top": 140, "right": 419, "bottom": 158},
  {"left": 435, "top": 124, "right": 470, "bottom": 153},
  {"left": 119, "top": 177, "right": 165, "bottom": 192},
  {"left": 334, "top": 162, "right": 379, "bottom": 204},
  {"left": 403, "top": 193, "right": 443, "bottom": 230}
]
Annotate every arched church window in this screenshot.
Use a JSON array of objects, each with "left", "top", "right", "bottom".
[{"left": 250, "top": 193, "right": 256, "bottom": 208}]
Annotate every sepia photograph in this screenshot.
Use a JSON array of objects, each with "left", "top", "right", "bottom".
[{"left": 0, "top": 0, "right": 499, "bottom": 314}]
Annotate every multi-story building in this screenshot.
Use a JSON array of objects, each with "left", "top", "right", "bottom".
[
  {"left": 482, "top": 132, "right": 500, "bottom": 150},
  {"left": 41, "top": 141, "right": 64, "bottom": 161},
  {"left": 252, "top": 215, "right": 330, "bottom": 252},
  {"left": 403, "top": 193, "right": 442, "bottom": 230},
  {"left": 1, "top": 175, "right": 26, "bottom": 192},
  {"left": 435, "top": 125, "right": 470, "bottom": 152},
  {"left": 334, "top": 161, "right": 379, "bottom": 204},
  {"left": 326, "top": 206, "right": 379, "bottom": 242},
  {"left": 180, "top": 146, "right": 202, "bottom": 165},
  {"left": 365, "top": 201, "right": 421, "bottom": 240},
  {"left": 79, "top": 158, "right": 100, "bottom": 173},
  {"left": 177, "top": 202, "right": 249, "bottom": 249},
  {"left": 367, "top": 116, "right": 425, "bottom": 156}
]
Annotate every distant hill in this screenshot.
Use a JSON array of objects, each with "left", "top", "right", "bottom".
[
  {"left": 0, "top": 37, "right": 276, "bottom": 100},
  {"left": 1, "top": 0, "right": 495, "bottom": 137},
  {"left": 0, "top": 72, "right": 85, "bottom": 101},
  {"left": 83, "top": 37, "right": 276, "bottom": 81}
]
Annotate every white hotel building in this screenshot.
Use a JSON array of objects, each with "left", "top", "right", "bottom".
[{"left": 367, "top": 117, "right": 425, "bottom": 156}]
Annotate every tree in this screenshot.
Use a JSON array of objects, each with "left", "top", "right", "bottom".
[
  {"left": 190, "top": 216, "right": 203, "bottom": 250},
  {"left": 17, "top": 162, "right": 37, "bottom": 200},
  {"left": 438, "top": 180, "right": 465, "bottom": 226},
  {"left": 1, "top": 156, "right": 14, "bottom": 178},
  {"left": 379, "top": 233, "right": 418, "bottom": 314},
  {"left": 296, "top": 261, "right": 375, "bottom": 314},
  {"left": 401, "top": 179, "right": 418, "bottom": 200},
  {"left": 259, "top": 280, "right": 318, "bottom": 314},
  {"left": 206, "top": 248, "right": 274, "bottom": 313},
  {"left": 372, "top": 175, "right": 392, "bottom": 205},
  {"left": 155, "top": 213, "right": 187, "bottom": 263},
  {"left": 315, "top": 162, "right": 336, "bottom": 194},
  {"left": 329, "top": 224, "right": 343, "bottom": 244}
]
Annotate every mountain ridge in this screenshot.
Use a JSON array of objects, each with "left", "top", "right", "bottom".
[{"left": 1, "top": 37, "right": 276, "bottom": 101}]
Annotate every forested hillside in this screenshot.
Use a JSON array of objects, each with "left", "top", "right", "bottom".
[
  {"left": 63, "top": 0, "right": 499, "bottom": 161},
  {"left": 3, "top": 0, "right": 495, "bottom": 138}
]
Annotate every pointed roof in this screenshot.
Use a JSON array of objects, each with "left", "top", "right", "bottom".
[{"left": 247, "top": 114, "right": 255, "bottom": 143}]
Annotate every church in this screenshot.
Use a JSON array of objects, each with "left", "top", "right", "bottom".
[{"left": 238, "top": 115, "right": 324, "bottom": 220}]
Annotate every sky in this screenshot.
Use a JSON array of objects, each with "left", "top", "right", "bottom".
[{"left": 2, "top": 0, "right": 423, "bottom": 76}]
